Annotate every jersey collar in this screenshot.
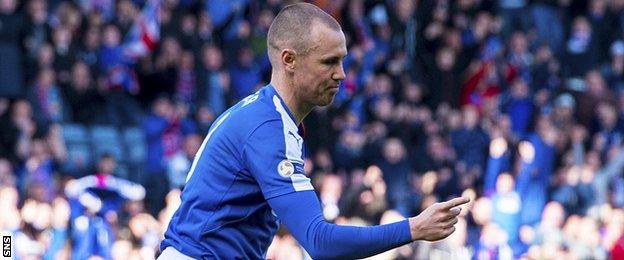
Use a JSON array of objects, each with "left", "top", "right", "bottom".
[{"left": 268, "top": 84, "right": 299, "bottom": 126}]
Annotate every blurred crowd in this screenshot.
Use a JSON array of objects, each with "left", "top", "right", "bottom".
[{"left": 2, "top": 0, "right": 624, "bottom": 259}]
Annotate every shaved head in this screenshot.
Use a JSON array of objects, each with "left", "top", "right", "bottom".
[
  {"left": 267, "top": 3, "right": 342, "bottom": 66},
  {"left": 267, "top": 2, "right": 347, "bottom": 122}
]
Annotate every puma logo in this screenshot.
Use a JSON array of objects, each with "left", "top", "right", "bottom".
[{"left": 288, "top": 131, "right": 302, "bottom": 148}]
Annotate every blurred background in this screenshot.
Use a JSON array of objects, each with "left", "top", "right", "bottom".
[{"left": 1, "top": 0, "right": 624, "bottom": 259}]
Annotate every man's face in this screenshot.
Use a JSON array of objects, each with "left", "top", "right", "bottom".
[
  {"left": 99, "top": 157, "right": 116, "bottom": 174},
  {"left": 293, "top": 24, "right": 347, "bottom": 107},
  {"left": 153, "top": 98, "right": 173, "bottom": 118},
  {"left": 203, "top": 46, "right": 223, "bottom": 70},
  {"left": 72, "top": 63, "right": 91, "bottom": 89}
]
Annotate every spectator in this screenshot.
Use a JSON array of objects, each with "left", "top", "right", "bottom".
[
  {"left": 318, "top": 174, "right": 343, "bottom": 222},
  {"left": 610, "top": 210, "right": 624, "bottom": 259},
  {"left": 194, "top": 105, "right": 216, "bottom": 135},
  {"left": 64, "top": 153, "right": 145, "bottom": 259},
  {"left": 197, "top": 44, "right": 229, "bottom": 116},
  {"left": 20, "top": 136, "right": 62, "bottom": 203},
  {"left": 166, "top": 134, "right": 202, "bottom": 190},
  {"left": 174, "top": 50, "right": 197, "bottom": 107},
  {"left": 76, "top": 26, "right": 102, "bottom": 74},
  {"left": 51, "top": 26, "right": 76, "bottom": 84},
  {"left": 503, "top": 78, "right": 534, "bottom": 138},
  {"left": 498, "top": 0, "right": 529, "bottom": 38},
  {"left": 333, "top": 129, "right": 365, "bottom": 171},
  {"left": 143, "top": 95, "right": 196, "bottom": 215},
  {"left": 460, "top": 61, "right": 502, "bottom": 111},
  {"left": 531, "top": 43, "right": 560, "bottom": 93},
  {"left": 551, "top": 93, "right": 576, "bottom": 132},
  {"left": 0, "top": 100, "right": 37, "bottom": 163},
  {"left": 575, "top": 70, "right": 615, "bottom": 126},
  {"left": 152, "top": 36, "right": 182, "bottom": 96},
  {"left": 516, "top": 117, "right": 557, "bottom": 225},
  {"left": 62, "top": 61, "right": 106, "bottom": 125},
  {"left": 27, "top": 43, "right": 55, "bottom": 81},
  {"left": 388, "top": 0, "right": 417, "bottom": 66},
  {"left": 0, "top": 186, "right": 21, "bottom": 234},
  {"left": 376, "top": 138, "right": 413, "bottom": 216},
  {"left": 176, "top": 13, "right": 201, "bottom": 51},
  {"left": 23, "top": 0, "right": 50, "bottom": 61},
  {"left": 530, "top": 0, "right": 565, "bottom": 54},
  {"left": 127, "top": 213, "right": 161, "bottom": 258},
  {"left": 3, "top": 1, "right": 624, "bottom": 259},
  {"left": 587, "top": 0, "right": 613, "bottom": 63},
  {"left": 28, "top": 68, "right": 68, "bottom": 124},
  {"left": 424, "top": 47, "right": 462, "bottom": 109},
  {"left": 592, "top": 147, "right": 624, "bottom": 207},
  {"left": 491, "top": 173, "right": 522, "bottom": 254},
  {"left": 339, "top": 167, "right": 388, "bottom": 225},
  {"left": 552, "top": 166, "right": 595, "bottom": 216},
  {"left": 99, "top": 24, "right": 143, "bottom": 126},
  {"left": 562, "top": 16, "right": 600, "bottom": 79},
  {"left": 229, "top": 45, "right": 263, "bottom": 100},
  {"left": 451, "top": 105, "right": 489, "bottom": 173},
  {"left": 484, "top": 136, "right": 511, "bottom": 195},
  {"left": 0, "top": 158, "right": 15, "bottom": 187},
  {"left": 0, "top": 0, "right": 26, "bottom": 98},
  {"left": 521, "top": 201, "right": 567, "bottom": 259}
]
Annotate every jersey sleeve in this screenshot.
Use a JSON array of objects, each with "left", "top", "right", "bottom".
[
  {"left": 243, "top": 119, "right": 313, "bottom": 199},
  {"left": 268, "top": 190, "right": 413, "bottom": 259}
]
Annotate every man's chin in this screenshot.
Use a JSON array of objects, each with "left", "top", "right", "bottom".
[{"left": 317, "top": 95, "right": 336, "bottom": 107}]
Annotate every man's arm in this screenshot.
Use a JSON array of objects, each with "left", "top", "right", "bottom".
[
  {"left": 64, "top": 176, "right": 98, "bottom": 198},
  {"left": 268, "top": 190, "right": 468, "bottom": 259},
  {"left": 243, "top": 118, "right": 468, "bottom": 258},
  {"left": 106, "top": 176, "right": 146, "bottom": 201}
]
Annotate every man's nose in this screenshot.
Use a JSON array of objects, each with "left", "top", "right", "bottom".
[{"left": 332, "top": 63, "right": 346, "bottom": 81}]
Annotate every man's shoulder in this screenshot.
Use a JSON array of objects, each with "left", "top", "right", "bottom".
[{"left": 220, "top": 87, "right": 285, "bottom": 134}]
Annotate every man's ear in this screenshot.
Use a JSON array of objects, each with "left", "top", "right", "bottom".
[{"left": 281, "top": 49, "right": 297, "bottom": 72}]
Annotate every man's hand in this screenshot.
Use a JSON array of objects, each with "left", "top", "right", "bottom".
[{"left": 408, "top": 197, "right": 470, "bottom": 241}]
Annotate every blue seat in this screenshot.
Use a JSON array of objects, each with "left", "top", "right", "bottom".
[
  {"left": 61, "top": 124, "right": 89, "bottom": 144},
  {"left": 93, "top": 143, "right": 125, "bottom": 162},
  {"left": 114, "top": 163, "right": 130, "bottom": 180},
  {"left": 126, "top": 143, "right": 146, "bottom": 165},
  {"left": 90, "top": 125, "right": 124, "bottom": 161},
  {"left": 126, "top": 164, "right": 144, "bottom": 183},
  {"left": 90, "top": 125, "right": 120, "bottom": 143},
  {"left": 123, "top": 127, "right": 145, "bottom": 144},
  {"left": 63, "top": 143, "right": 92, "bottom": 177},
  {"left": 122, "top": 127, "right": 146, "bottom": 165}
]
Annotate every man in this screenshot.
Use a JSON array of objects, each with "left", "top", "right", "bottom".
[
  {"left": 159, "top": 3, "right": 469, "bottom": 259},
  {"left": 65, "top": 153, "right": 145, "bottom": 259}
]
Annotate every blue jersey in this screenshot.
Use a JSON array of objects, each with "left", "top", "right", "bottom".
[{"left": 161, "top": 85, "right": 313, "bottom": 259}]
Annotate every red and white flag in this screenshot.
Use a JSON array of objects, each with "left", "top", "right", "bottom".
[{"left": 123, "top": 0, "right": 160, "bottom": 60}]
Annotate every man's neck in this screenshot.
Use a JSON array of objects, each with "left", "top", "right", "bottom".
[{"left": 270, "top": 74, "right": 313, "bottom": 125}]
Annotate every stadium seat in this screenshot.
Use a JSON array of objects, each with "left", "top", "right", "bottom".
[
  {"left": 122, "top": 127, "right": 147, "bottom": 165},
  {"left": 90, "top": 125, "right": 120, "bottom": 143},
  {"left": 122, "top": 127, "right": 145, "bottom": 144},
  {"left": 126, "top": 145, "right": 146, "bottom": 166},
  {"left": 115, "top": 163, "right": 130, "bottom": 180},
  {"left": 63, "top": 143, "right": 92, "bottom": 177},
  {"left": 93, "top": 143, "right": 125, "bottom": 162},
  {"left": 126, "top": 165, "right": 143, "bottom": 183},
  {"left": 61, "top": 123, "right": 89, "bottom": 144}
]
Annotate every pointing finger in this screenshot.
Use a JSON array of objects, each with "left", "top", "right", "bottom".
[{"left": 441, "top": 197, "right": 470, "bottom": 210}]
